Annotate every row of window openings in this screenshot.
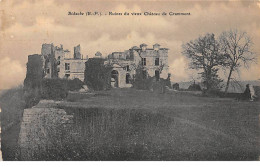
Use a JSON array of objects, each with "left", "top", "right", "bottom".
[
  {"left": 57, "top": 60, "right": 159, "bottom": 73},
  {"left": 142, "top": 58, "right": 160, "bottom": 66},
  {"left": 49, "top": 63, "right": 159, "bottom": 80},
  {"left": 46, "top": 69, "right": 159, "bottom": 82}
]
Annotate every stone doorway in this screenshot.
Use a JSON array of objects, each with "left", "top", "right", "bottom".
[{"left": 111, "top": 70, "right": 119, "bottom": 88}]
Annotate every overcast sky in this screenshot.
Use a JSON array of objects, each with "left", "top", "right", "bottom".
[{"left": 0, "top": 0, "right": 260, "bottom": 89}]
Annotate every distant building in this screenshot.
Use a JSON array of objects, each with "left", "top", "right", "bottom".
[
  {"left": 139, "top": 43, "right": 169, "bottom": 80},
  {"left": 41, "top": 43, "right": 87, "bottom": 81},
  {"left": 28, "top": 43, "right": 169, "bottom": 87},
  {"left": 105, "top": 43, "right": 169, "bottom": 88}
]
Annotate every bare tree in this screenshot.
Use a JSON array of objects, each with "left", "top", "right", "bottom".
[
  {"left": 182, "top": 33, "right": 226, "bottom": 91},
  {"left": 219, "top": 29, "right": 256, "bottom": 93}
]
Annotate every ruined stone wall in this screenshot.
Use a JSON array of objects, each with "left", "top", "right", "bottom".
[
  {"left": 114, "top": 66, "right": 131, "bottom": 88},
  {"left": 18, "top": 102, "right": 73, "bottom": 160},
  {"left": 24, "top": 54, "right": 44, "bottom": 89},
  {"left": 74, "top": 45, "right": 81, "bottom": 59},
  {"left": 139, "top": 49, "right": 169, "bottom": 79},
  {"left": 59, "top": 59, "right": 87, "bottom": 81},
  {"left": 41, "top": 44, "right": 57, "bottom": 79},
  {"left": 132, "top": 50, "right": 141, "bottom": 66},
  {"left": 54, "top": 48, "right": 64, "bottom": 60},
  {"left": 41, "top": 44, "right": 53, "bottom": 56},
  {"left": 64, "top": 50, "right": 72, "bottom": 59}
]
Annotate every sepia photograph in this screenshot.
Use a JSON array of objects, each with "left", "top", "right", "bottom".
[{"left": 0, "top": 0, "right": 259, "bottom": 163}]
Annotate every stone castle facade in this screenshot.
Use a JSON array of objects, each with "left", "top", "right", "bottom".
[
  {"left": 41, "top": 43, "right": 87, "bottom": 81},
  {"left": 106, "top": 43, "right": 169, "bottom": 88},
  {"left": 28, "top": 43, "right": 169, "bottom": 88}
]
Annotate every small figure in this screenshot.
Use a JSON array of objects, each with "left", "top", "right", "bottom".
[
  {"left": 242, "top": 84, "right": 251, "bottom": 101},
  {"left": 249, "top": 84, "right": 257, "bottom": 101}
]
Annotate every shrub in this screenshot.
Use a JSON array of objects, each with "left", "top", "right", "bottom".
[
  {"left": 67, "top": 78, "right": 84, "bottom": 91},
  {"left": 172, "top": 83, "right": 179, "bottom": 90},
  {"left": 41, "top": 78, "right": 68, "bottom": 100},
  {"left": 133, "top": 66, "right": 153, "bottom": 90},
  {"left": 41, "top": 78, "right": 84, "bottom": 100},
  {"left": 188, "top": 83, "right": 202, "bottom": 91},
  {"left": 133, "top": 76, "right": 154, "bottom": 90},
  {"left": 133, "top": 66, "right": 171, "bottom": 93},
  {"left": 24, "top": 88, "right": 41, "bottom": 108}
]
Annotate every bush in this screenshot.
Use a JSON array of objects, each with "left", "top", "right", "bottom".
[
  {"left": 172, "top": 83, "right": 179, "bottom": 90},
  {"left": 133, "top": 76, "right": 154, "bottom": 90},
  {"left": 133, "top": 66, "right": 171, "bottom": 93},
  {"left": 133, "top": 66, "right": 153, "bottom": 90},
  {"left": 67, "top": 78, "right": 84, "bottom": 91},
  {"left": 188, "top": 83, "right": 202, "bottom": 91},
  {"left": 41, "top": 79, "right": 67, "bottom": 100},
  {"left": 24, "top": 88, "right": 41, "bottom": 108},
  {"left": 41, "top": 78, "right": 84, "bottom": 100}
]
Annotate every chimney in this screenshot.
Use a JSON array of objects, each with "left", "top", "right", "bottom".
[
  {"left": 140, "top": 43, "right": 147, "bottom": 52},
  {"left": 95, "top": 51, "right": 102, "bottom": 58},
  {"left": 153, "top": 43, "right": 160, "bottom": 51}
]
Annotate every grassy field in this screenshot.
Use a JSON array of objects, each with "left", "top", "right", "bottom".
[
  {"left": 1, "top": 87, "right": 259, "bottom": 160},
  {"left": 43, "top": 88, "right": 260, "bottom": 161}
]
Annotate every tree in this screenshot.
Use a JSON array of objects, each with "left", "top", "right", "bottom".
[
  {"left": 219, "top": 29, "right": 256, "bottom": 93},
  {"left": 182, "top": 33, "right": 226, "bottom": 91},
  {"left": 84, "top": 58, "right": 112, "bottom": 91},
  {"left": 200, "top": 68, "right": 223, "bottom": 91}
]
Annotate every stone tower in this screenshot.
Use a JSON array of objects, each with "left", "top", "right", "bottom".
[{"left": 74, "top": 44, "right": 81, "bottom": 59}]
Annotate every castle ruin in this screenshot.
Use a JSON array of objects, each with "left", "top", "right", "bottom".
[{"left": 26, "top": 43, "right": 169, "bottom": 88}]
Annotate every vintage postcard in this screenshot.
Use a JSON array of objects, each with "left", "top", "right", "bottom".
[{"left": 0, "top": 0, "right": 259, "bottom": 162}]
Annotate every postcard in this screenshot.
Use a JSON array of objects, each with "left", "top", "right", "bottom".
[{"left": 0, "top": 0, "right": 259, "bottom": 162}]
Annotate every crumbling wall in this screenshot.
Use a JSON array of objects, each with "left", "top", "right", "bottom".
[
  {"left": 18, "top": 104, "right": 73, "bottom": 160},
  {"left": 41, "top": 44, "right": 53, "bottom": 56},
  {"left": 74, "top": 45, "right": 81, "bottom": 59}
]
